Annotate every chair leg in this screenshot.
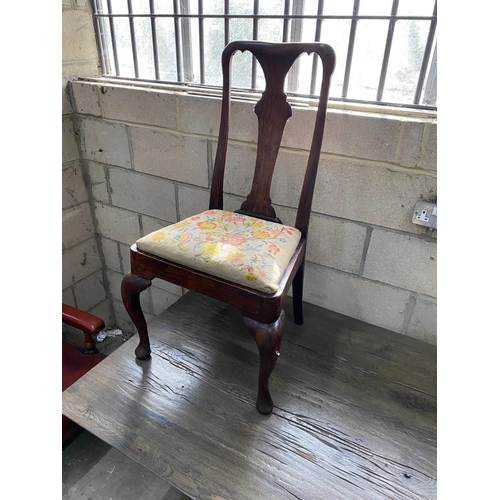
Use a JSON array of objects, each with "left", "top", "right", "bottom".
[
  {"left": 292, "top": 261, "right": 304, "bottom": 325},
  {"left": 243, "top": 310, "right": 285, "bottom": 415},
  {"left": 121, "top": 271, "right": 152, "bottom": 360}
]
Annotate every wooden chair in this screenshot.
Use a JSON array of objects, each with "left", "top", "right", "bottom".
[
  {"left": 62, "top": 304, "right": 106, "bottom": 445},
  {"left": 121, "top": 41, "right": 336, "bottom": 414}
]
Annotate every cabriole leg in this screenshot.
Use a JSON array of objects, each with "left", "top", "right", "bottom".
[
  {"left": 243, "top": 310, "right": 285, "bottom": 415},
  {"left": 121, "top": 271, "right": 152, "bottom": 360}
]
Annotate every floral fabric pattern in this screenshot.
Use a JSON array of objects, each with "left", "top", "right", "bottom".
[{"left": 136, "top": 210, "right": 302, "bottom": 293}]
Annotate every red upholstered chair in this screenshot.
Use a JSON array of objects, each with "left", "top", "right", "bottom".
[
  {"left": 121, "top": 41, "right": 336, "bottom": 414},
  {"left": 62, "top": 304, "right": 106, "bottom": 446}
]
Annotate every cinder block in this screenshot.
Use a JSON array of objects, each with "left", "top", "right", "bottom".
[
  {"left": 177, "top": 94, "right": 220, "bottom": 137},
  {"left": 100, "top": 237, "right": 121, "bottom": 273},
  {"left": 88, "top": 299, "right": 114, "bottom": 330},
  {"left": 150, "top": 286, "right": 181, "bottom": 316},
  {"left": 141, "top": 216, "right": 174, "bottom": 237},
  {"left": 130, "top": 127, "right": 208, "bottom": 187},
  {"left": 62, "top": 287, "right": 76, "bottom": 308},
  {"left": 398, "top": 120, "right": 426, "bottom": 168},
  {"left": 62, "top": 60, "right": 100, "bottom": 81},
  {"left": 230, "top": 99, "right": 259, "bottom": 143},
  {"left": 421, "top": 122, "right": 437, "bottom": 171},
  {"left": 62, "top": 237, "right": 102, "bottom": 289},
  {"left": 303, "top": 262, "right": 411, "bottom": 333},
  {"left": 93, "top": 203, "right": 141, "bottom": 245},
  {"left": 321, "top": 109, "right": 401, "bottom": 163},
  {"left": 112, "top": 299, "right": 136, "bottom": 334},
  {"left": 106, "top": 269, "right": 125, "bottom": 303},
  {"left": 62, "top": 204, "right": 95, "bottom": 250},
  {"left": 100, "top": 85, "right": 177, "bottom": 129},
  {"left": 178, "top": 94, "right": 258, "bottom": 143},
  {"left": 307, "top": 215, "right": 367, "bottom": 274},
  {"left": 109, "top": 168, "right": 177, "bottom": 222},
  {"left": 78, "top": 118, "right": 131, "bottom": 168},
  {"left": 73, "top": 271, "right": 107, "bottom": 311},
  {"left": 119, "top": 243, "right": 131, "bottom": 273},
  {"left": 63, "top": 161, "right": 88, "bottom": 209},
  {"left": 63, "top": 86, "right": 73, "bottom": 115},
  {"left": 63, "top": 117, "right": 79, "bottom": 163},
  {"left": 71, "top": 81, "right": 101, "bottom": 117},
  {"left": 87, "top": 161, "right": 110, "bottom": 203},
  {"left": 271, "top": 149, "right": 308, "bottom": 208},
  {"left": 150, "top": 278, "right": 183, "bottom": 296},
  {"left": 406, "top": 295, "right": 437, "bottom": 345},
  {"left": 178, "top": 185, "right": 210, "bottom": 220},
  {"left": 311, "top": 158, "right": 437, "bottom": 234},
  {"left": 62, "top": 10, "right": 98, "bottom": 62},
  {"left": 222, "top": 143, "right": 257, "bottom": 197},
  {"left": 363, "top": 229, "right": 437, "bottom": 297},
  {"left": 281, "top": 105, "right": 315, "bottom": 152}
]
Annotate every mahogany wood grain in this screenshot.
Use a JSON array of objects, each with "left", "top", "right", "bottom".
[{"left": 62, "top": 292, "right": 437, "bottom": 500}]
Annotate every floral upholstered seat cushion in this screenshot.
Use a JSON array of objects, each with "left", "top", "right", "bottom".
[{"left": 136, "top": 210, "right": 302, "bottom": 294}]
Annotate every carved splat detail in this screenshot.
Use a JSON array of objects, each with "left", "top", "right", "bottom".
[{"left": 238, "top": 53, "right": 298, "bottom": 220}]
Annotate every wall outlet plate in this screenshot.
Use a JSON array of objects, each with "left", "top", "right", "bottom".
[{"left": 412, "top": 201, "right": 437, "bottom": 229}]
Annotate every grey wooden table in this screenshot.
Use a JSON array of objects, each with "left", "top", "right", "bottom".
[{"left": 62, "top": 291, "right": 437, "bottom": 500}]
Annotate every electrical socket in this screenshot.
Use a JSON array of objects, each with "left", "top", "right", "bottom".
[{"left": 412, "top": 201, "right": 437, "bottom": 229}]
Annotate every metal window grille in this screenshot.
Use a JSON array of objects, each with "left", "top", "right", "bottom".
[{"left": 91, "top": 0, "right": 437, "bottom": 110}]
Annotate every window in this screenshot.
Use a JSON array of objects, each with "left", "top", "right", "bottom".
[{"left": 91, "top": 0, "right": 437, "bottom": 110}]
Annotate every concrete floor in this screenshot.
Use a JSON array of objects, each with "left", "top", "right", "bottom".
[
  {"left": 62, "top": 430, "right": 191, "bottom": 500},
  {"left": 62, "top": 328, "right": 192, "bottom": 500}
]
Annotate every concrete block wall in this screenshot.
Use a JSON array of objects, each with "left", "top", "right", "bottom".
[
  {"left": 62, "top": 0, "right": 114, "bottom": 328},
  {"left": 70, "top": 80, "right": 437, "bottom": 344}
]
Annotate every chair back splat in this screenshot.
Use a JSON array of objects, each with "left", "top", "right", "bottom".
[
  {"left": 209, "top": 41, "right": 336, "bottom": 236},
  {"left": 122, "top": 41, "right": 336, "bottom": 414}
]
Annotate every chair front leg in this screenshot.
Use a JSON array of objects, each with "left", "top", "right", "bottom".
[
  {"left": 243, "top": 310, "right": 285, "bottom": 415},
  {"left": 121, "top": 271, "right": 152, "bottom": 360}
]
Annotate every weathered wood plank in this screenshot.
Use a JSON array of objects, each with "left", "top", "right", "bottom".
[{"left": 62, "top": 292, "right": 436, "bottom": 500}]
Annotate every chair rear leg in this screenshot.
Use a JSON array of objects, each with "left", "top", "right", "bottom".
[
  {"left": 121, "top": 272, "right": 152, "bottom": 360},
  {"left": 292, "top": 261, "right": 304, "bottom": 325},
  {"left": 243, "top": 310, "right": 285, "bottom": 415}
]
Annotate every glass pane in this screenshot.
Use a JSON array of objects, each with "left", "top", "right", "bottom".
[
  {"left": 383, "top": 20, "right": 430, "bottom": 104},
  {"left": 134, "top": 16, "right": 155, "bottom": 79},
  {"left": 204, "top": 16, "right": 225, "bottom": 86},
  {"left": 320, "top": 19, "right": 351, "bottom": 98},
  {"left": 155, "top": 17, "right": 178, "bottom": 81},
  {"left": 358, "top": 0, "right": 393, "bottom": 16},
  {"left": 347, "top": 20, "right": 389, "bottom": 101},
  {"left": 153, "top": 0, "right": 174, "bottom": 14},
  {"left": 397, "top": 0, "right": 435, "bottom": 16},
  {"left": 114, "top": 17, "right": 135, "bottom": 77}
]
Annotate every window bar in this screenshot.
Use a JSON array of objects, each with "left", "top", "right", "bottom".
[
  {"left": 282, "top": 0, "right": 291, "bottom": 42},
  {"left": 422, "top": 42, "right": 437, "bottom": 105},
  {"left": 149, "top": 0, "right": 160, "bottom": 80},
  {"left": 376, "top": 0, "right": 399, "bottom": 102},
  {"left": 413, "top": 0, "right": 437, "bottom": 104},
  {"left": 198, "top": 0, "right": 205, "bottom": 84},
  {"left": 342, "top": 0, "right": 360, "bottom": 98},
  {"left": 224, "top": 0, "right": 230, "bottom": 46},
  {"left": 106, "top": 0, "right": 120, "bottom": 76},
  {"left": 173, "top": 0, "right": 184, "bottom": 82},
  {"left": 251, "top": 0, "right": 259, "bottom": 89},
  {"left": 309, "top": 0, "right": 324, "bottom": 95},
  {"left": 92, "top": 0, "right": 109, "bottom": 75},
  {"left": 127, "top": 0, "right": 139, "bottom": 78},
  {"left": 180, "top": 0, "right": 194, "bottom": 82}
]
